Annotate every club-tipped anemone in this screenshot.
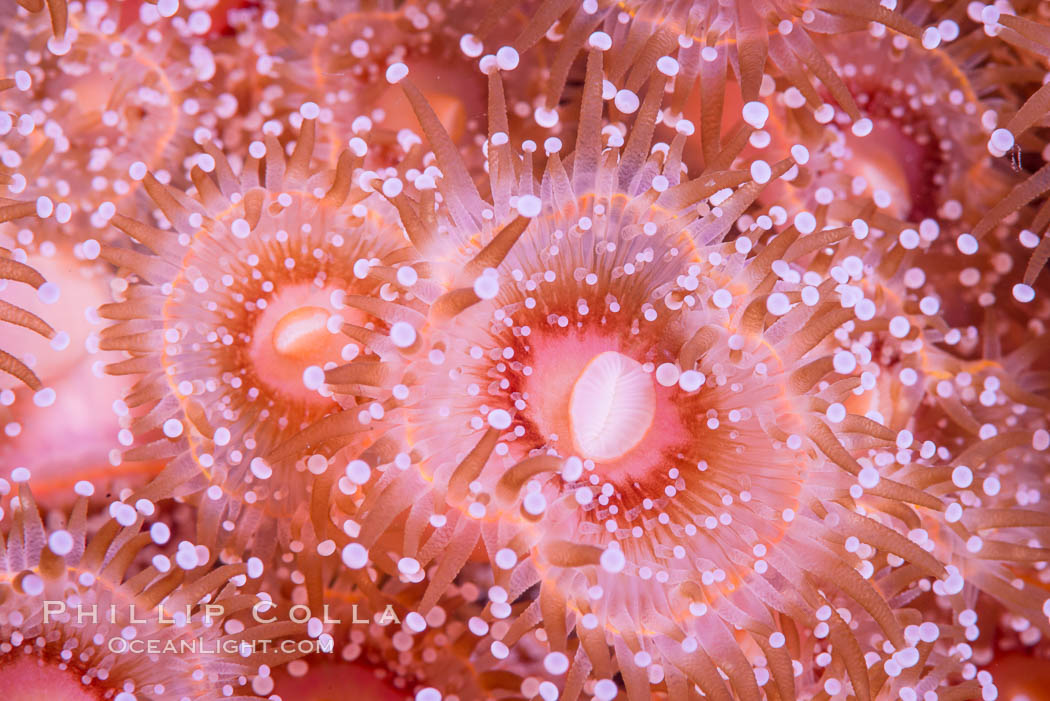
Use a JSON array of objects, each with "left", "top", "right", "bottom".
[
  {"left": 97, "top": 115, "right": 426, "bottom": 560},
  {"left": 2, "top": 1, "right": 1049, "bottom": 697},
  {"left": 280, "top": 41, "right": 759, "bottom": 598},
  {"left": 221, "top": 0, "right": 500, "bottom": 174},
  {"left": 836, "top": 4, "right": 1050, "bottom": 361},
  {"left": 463, "top": 198, "right": 1010, "bottom": 701},
  {"left": 753, "top": 26, "right": 1012, "bottom": 226},
  {"left": 276, "top": 26, "right": 1050, "bottom": 701},
  {"left": 0, "top": 3, "right": 221, "bottom": 237},
  {"left": 896, "top": 318, "right": 1050, "bottom": 634},
  {"left": 0, "top": 476, "right": 307, "bottom": 700},
  {"left": 730, "top": 9, "right": 1050, "bottom": 370}
]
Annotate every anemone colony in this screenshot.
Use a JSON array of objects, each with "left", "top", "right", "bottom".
[{"left": 1, "top": 0, "right": 1050, "bottom": 700}]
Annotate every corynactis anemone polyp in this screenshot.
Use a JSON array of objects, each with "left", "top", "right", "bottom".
[
  {"left": 223, "top": 0, "right": 494, "bottom": 175},
  {"left": 0, "top": 2, "right": 218, "bottom": 236},
  {"left": 0, "top": 475, "right": 306, "bottom": 700},
  {"left": 754, "top": 26, "right": 1008, "bottom": 225},
  {"left": 286, "top": 23, "right": 1050, "bottom": 701},
  {"left": 97, "top": 114, "right": 425, "bottom": 562},
  {"left": 740, "top": 22, "right": 1032, "bottom": 337},
  {"left": 5, "top": 1, "right": 1050, "bottom": 700}
]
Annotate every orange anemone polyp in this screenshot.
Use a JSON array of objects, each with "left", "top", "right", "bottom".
[
  {"left": 247, "top": 285, "right": 348, "bottom": 404},
  {"left": 0, "top": 656, "right": 102, "bottom": 701},
  {"left": 1, "top": 6, "right": 188, "bottom": 226}
]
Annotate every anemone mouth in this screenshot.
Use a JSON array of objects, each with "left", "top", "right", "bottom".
[
  {"left": 154, "top": 199, "right": 404, "bottom": 470},
  {"left": 568, "top": 350, "right": 655, "bottom": 462}
]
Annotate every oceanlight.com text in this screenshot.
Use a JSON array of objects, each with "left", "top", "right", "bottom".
[{"left": 107, "top": 637, "right": 335, "bottom": 655}]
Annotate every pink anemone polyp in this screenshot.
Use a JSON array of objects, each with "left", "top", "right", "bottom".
[
  {"left": 0, "top": 3, "right": 210, "bottom": 234},
  {"left": 0, "top": 480, "right": 306, "bottom": 700},
  {"left": 99, "top": 117, "right": 425, "bottom": 561},
  {"left": 754, "top": 29, "right": 1004, "bottom": 225},
  {"left": 231, "top": 1, "right": 490, "bottom": 172}
]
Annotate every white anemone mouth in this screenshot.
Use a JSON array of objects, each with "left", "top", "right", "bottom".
[
  {"left": 569, "top": 351, "right": 656, "bottom": 462},
  {"left": 271, "top": 306, "right": 331, "bottom": 359}
]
